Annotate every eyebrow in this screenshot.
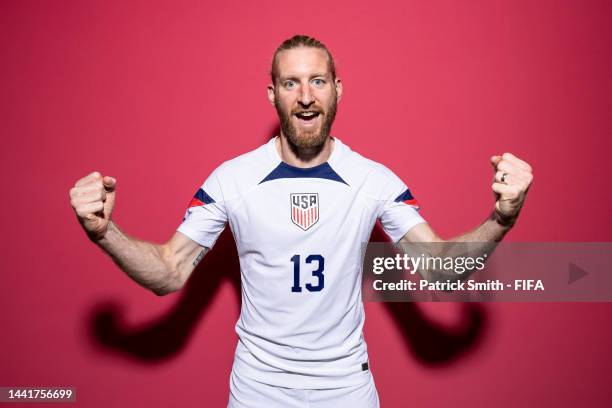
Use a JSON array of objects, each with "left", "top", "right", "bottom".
[{"left": 279, "top": 73, "right": 329, "bottom": 82}]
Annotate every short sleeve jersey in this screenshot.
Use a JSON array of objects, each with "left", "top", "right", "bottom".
[{"left": 178, "top": 137, "right": 425, "bottom": 389}]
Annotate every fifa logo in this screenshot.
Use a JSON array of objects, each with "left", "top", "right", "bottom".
[{"left": 290, "top": 193, "right": 319, "bottom": 231}]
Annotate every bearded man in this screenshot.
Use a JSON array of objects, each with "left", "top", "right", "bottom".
[{"left": 69, "top": 35, "right": 533, "bottom": 407}]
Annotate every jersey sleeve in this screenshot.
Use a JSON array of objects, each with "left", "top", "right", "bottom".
[
  {"left": 177, "top": 169, "right": 228, "bottom": 249},
  {"left": 376, "top": 166, "right": 426, "bottom": 242}
]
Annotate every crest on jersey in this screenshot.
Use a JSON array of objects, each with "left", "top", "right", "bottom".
[{"left": 290, "top": 193, "right": 319, "bottom": 231}]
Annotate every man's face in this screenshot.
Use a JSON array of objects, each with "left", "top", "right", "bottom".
[{"left": 268, "top": 47, "right": 342, "bottom": 150}]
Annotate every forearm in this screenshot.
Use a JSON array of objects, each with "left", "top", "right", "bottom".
[
  {"left": 401, "top": 152, "right": 531, "bottom": 283},
  {"left": 401, "top": 212, "right": 514, "bottom": 282},
  {"left": 428, "top": 211, "right": 513, "bottom": 282},
  {"left": 451, "top": 210, "right": 514, "bottom": 243},
  {"left": 95, "top": 221, "right": 181, "bottom": 295}
]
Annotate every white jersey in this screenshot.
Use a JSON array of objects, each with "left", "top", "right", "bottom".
[{"left": 178, "top": 137, "right": 425, "bottom": 389}]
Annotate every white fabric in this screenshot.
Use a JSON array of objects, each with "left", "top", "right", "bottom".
[
  {"left": 178, "top": 137, "right": 425, "bottom": 389},
  {"left": 228, "top": 365, "right": 380, "bottom": 408}
]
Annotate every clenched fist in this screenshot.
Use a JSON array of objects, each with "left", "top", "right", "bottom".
[
  {"left": 490, "top": 153, "right": 533, "bottom": 226},
  {"left": 69, "top": 171, "right": 117, "bottom": 241}
]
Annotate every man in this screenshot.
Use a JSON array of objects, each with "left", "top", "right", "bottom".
[{"left": 69, "top": 35, "right": 533, "bottom": 407}]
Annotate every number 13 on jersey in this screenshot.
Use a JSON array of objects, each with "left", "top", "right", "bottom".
[{"left": 290, "top": 254, "right": 325, "bottom": 292}]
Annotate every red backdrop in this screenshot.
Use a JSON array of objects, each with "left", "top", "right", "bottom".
[{"left": 2, "top": 1, "right": 611, "bottom": 407}]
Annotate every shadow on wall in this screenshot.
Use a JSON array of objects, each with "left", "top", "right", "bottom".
[
  {"left": 88, "top": 229, "right": 241, "bottom": 364},
  {"left": 87, "top": 127, "right": 487, "bottom": 366},
  {"left": 369, "top": 226, "right": 487, "bottom": 366}
]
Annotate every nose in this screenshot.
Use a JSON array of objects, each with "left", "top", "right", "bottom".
[{"left": 298, "top": 85, "right": 314, "bottom": 108}]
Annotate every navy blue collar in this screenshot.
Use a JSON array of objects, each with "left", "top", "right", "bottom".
[{"left": 259, "top": 161, "right": 348, "bottom": 185}]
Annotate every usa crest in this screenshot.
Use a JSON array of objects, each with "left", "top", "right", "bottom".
[{"left": 290, "top": 193, "right": 319, "bottom": 231}]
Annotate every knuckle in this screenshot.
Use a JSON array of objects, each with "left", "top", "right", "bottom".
[{"left": 82, "top": 213, "right": 96, "bottom": 221}]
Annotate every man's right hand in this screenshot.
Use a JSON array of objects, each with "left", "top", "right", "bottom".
[{"left": 69, "top": 171, "right": 117, "bottom": 241}]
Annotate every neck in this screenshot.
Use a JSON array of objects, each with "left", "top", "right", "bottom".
[{"left": 276, "top": 133, "right": 334, "bottom": 168}]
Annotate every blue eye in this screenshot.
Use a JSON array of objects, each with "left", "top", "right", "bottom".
[
  {"left": 284, "top": 80, "right": 296, "bottom": 89},
  {"left": 312, "top": 79, "right": 325, "bottom": 87}
]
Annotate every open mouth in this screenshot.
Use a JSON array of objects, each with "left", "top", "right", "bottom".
[{"left": 294, "top": 111, "right": 321, "bottom": 122}]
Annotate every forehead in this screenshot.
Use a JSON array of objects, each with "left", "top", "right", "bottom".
[{"left": 275, "top": 47, "right": 330, "bottom": 78}]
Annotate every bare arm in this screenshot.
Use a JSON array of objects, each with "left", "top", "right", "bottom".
[
  {"left": 399, "top": 152, "right": 533, "bottom": 280},
  {"left": 98, "top": 224, "right": 206, "bottom": 296},
  {"left": 400, "top": 211, "right": 512, "bottom": 244},
  {"left": 69, "top": 171, "right": 206, "bottom": 296}
]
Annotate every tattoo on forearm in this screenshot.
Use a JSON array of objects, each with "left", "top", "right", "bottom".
[{"left": 193, "top": 250, "right": 205, "bottom": 267}]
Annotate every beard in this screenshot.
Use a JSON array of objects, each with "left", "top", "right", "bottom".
[{"left": 274, "top": 94, "right": 337, "bottom": 152}]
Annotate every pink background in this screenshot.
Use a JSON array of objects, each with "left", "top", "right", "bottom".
[{"left": 2, "top": 0, "right": 611, "bottom": 406}]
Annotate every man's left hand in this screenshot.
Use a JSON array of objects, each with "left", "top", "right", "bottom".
[{"left": 490, "top": 152, "right": 533, "bottom": 226}]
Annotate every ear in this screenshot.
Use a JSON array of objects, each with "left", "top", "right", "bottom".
[
  {"left": 334, "top": 78, "right": 343, "bottom": 102},
  {"left": 267, "top": 84, "right": 276, "bottom": 106}
]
